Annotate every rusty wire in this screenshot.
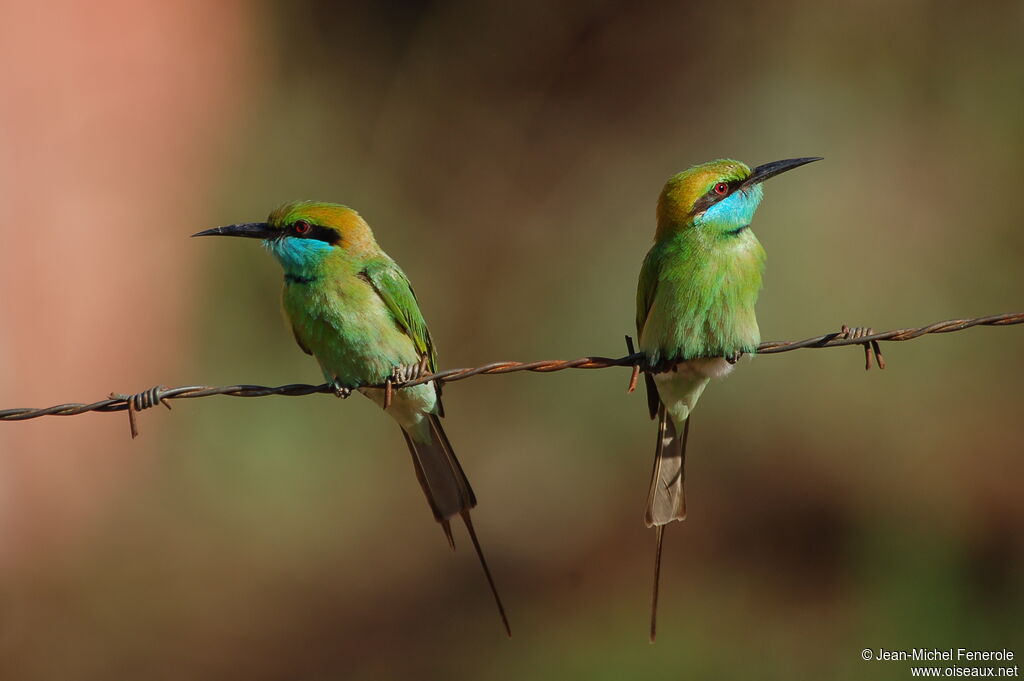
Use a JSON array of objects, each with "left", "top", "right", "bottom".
[{"left": 1, "top": 311, "right": 1020, "bottom": 437}]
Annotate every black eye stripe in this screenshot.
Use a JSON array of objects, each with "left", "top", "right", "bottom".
[
  {"left": 287, "top": 221, "right": 340, "bottom": 245},
  {"left": 688, "top": 179, "right": 743, "bottom": 216}
]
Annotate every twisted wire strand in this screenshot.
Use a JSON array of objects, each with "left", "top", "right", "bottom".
[{"left": 1, "top": 312, "right": 1020, "bottom": 432}]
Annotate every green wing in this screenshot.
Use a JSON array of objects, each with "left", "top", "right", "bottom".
[
  {"left": 361, "top": 256, "right": 437, "bottom": 372},
  {"left": 636, "top": 247, "right": 660, "bottom": 338},
  {"left": 636, "top": 247, "right": 662, "bottom": 419}
]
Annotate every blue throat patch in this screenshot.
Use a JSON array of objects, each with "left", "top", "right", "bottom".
[
  {"left": 697, "top": 185, "right": 764, "bottom": 231},
  {"left": 264, "top": 236, "right": 333, "bottom": 278}
]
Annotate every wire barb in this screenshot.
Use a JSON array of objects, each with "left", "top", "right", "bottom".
[
  {"left": 838, "top": 325, "right": 886, "bottom": 370},
  {"left": 625, "top": 335, "right": 641, "bottom": 394},
  {"left": 1, "top": 311, "right": 1020, "bottom": 429},
  {"left": 107, "top": 386, "right": 171, "bottom": 439}
]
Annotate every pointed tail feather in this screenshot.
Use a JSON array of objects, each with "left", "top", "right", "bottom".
[
  {"left": 401, "top": 428, "right": 459, "bottom": 548},
  {"left": 461, "top": 510, "right": 511, "bottom": 637},
  {"left": 643, "top": 371, "right": 660, "bottom": 420},
  {"left": 650, "top": 525, "right": 665, "bottom": 643},
  {"left": 402, "top": 415, "right": 476, "bottom": 523},
  {"left": 645, "top": 406, "right": 689, "bottom": 526},
  {"left": 644, "top": 405, "right": 690, "bottom": 642},
  {"left": 402, "top": 415, "right": 510, "bottom": 635}
]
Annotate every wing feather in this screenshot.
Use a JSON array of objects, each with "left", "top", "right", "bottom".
[
  {"left": 636, "top": 247, "right": 661, "bottom": 418},
  {"left": 360, "top": 257, "right": 438, "bottom": 372}
]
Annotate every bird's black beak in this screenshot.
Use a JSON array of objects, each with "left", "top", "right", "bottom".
[
  {"left": 191, "top": 222, "right": 276, "bottom": 239},
  {"left": 742, "top": 157, "right": 823, "bottom": 188}
]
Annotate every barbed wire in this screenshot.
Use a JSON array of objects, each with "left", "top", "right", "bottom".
[{"left": 1, "top": 312, "right": 1020, "bottom": 437}]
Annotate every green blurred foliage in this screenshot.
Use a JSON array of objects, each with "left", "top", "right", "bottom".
[{"left": 7, "top": 1, "right": 1024, "bottom": 679}]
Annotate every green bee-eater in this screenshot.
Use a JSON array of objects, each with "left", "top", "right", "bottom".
[
  {"left": 194, "top": 201, "right": 509, "bottom": 635},
  {"left": 636, "top": 157, "right": 821, "bottom": 641}
]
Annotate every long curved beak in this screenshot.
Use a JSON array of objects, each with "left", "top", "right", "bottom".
[
  {"left": 191, "top": 222, "right": 275, "bottom": 239},
  {"left": 742, "top": 157, "right": 823, "bottom": 188}
]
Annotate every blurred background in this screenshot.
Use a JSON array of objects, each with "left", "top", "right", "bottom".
[{"left": 1, "top": 1, "right": 1022, "bottom": 678}]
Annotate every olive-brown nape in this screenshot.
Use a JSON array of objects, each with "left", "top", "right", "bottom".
[{"left": 655, "top": 159, "right": 751, "bottom": 238}]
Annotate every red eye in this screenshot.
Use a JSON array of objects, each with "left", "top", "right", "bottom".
[
  {"left": 714, "top": 182, "right": 729, "bottom": 195},
  {"left": 293, "top": 220, "right": 311, "bottom": 235}
]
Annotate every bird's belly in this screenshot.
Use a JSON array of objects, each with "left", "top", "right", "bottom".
[
  {"left": 286, "top": 285, "right": 421, "bottom": 387},
  {"left": 359, "top": 381, "right": 438, "bottom": 429},
  {"left": 639, "top": 289, "right": 759, "bottom": 365},
  {"left": 651, "top": 357, "right": 741, "bottom": 425},
  {"left": 652, "top": 370, "right": 711, "bottom": 425},
  {"left": 666, "top": 356, "right": 736, "bottom": 380}
]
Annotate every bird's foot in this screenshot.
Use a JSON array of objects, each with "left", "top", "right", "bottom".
[
  {"left": 383, "top": 359, "right": 435, "bottom": 410},
  {"left": 331, "top": 380, "right": 353, "bottom": 399},
  {"left": 390, "top": 359, "right": 429, "bottom": 386},
  {"left": 390, "top": 364, "right": 411, "bottom": 384},
  {"left": 383, "top": 361, "right": 428, "bottom": 410},
  {"left": 838, "top": 324, "right": 886, "bottom": 370},
  {"left": 724, "top": 351, "right": 743, "bottom": 365}
]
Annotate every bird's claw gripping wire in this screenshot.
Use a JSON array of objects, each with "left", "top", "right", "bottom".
[
  {"left": 392, "top": 360, "right": 428, "bottom": 385},
  {"left": 384, "top": 359, "right": 430, "bottom": 409},
  {"left": 839, "top": 324, "right": 886, "bottom": 370},
  {"left": 108, "top": 386, "right": 171, "bottom": 439},
  {"left": 331, "top": 380, "right": 353, "bottom": 400},
  {"left": 724, "top": 351, "right": 743, "bottom": 365},
  {"left": 624, "top": 335, "right": 642, "bottom": 393}
]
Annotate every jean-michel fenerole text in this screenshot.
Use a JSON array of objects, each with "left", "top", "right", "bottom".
[{"left": 873, "top": 649, "right": 1015, "bottom": 662}]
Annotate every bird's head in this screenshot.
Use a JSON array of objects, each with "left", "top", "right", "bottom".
[
  {"left": 655, "top": 157, "right": 821, "bottom": 240},
  {"left": 193, "top": 201, "right": 377, "bottom": 273}
]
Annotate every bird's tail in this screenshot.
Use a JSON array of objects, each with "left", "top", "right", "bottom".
[
  {"left": 644, "top": 403, "right": 690, "bottom": 643},
  {"left": 402, "top": 415, "right": 510, "bottom": 636},
  {"left": 645, "top": 404, "right": 688, "bottom": 527}
]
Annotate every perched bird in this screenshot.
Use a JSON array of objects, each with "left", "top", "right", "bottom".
[
  {"left": 194, "top": 201, "right": 510, "bottom": 635},
  {"left": 636, "top": 157, "right": 821, "bottom": 641}
]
